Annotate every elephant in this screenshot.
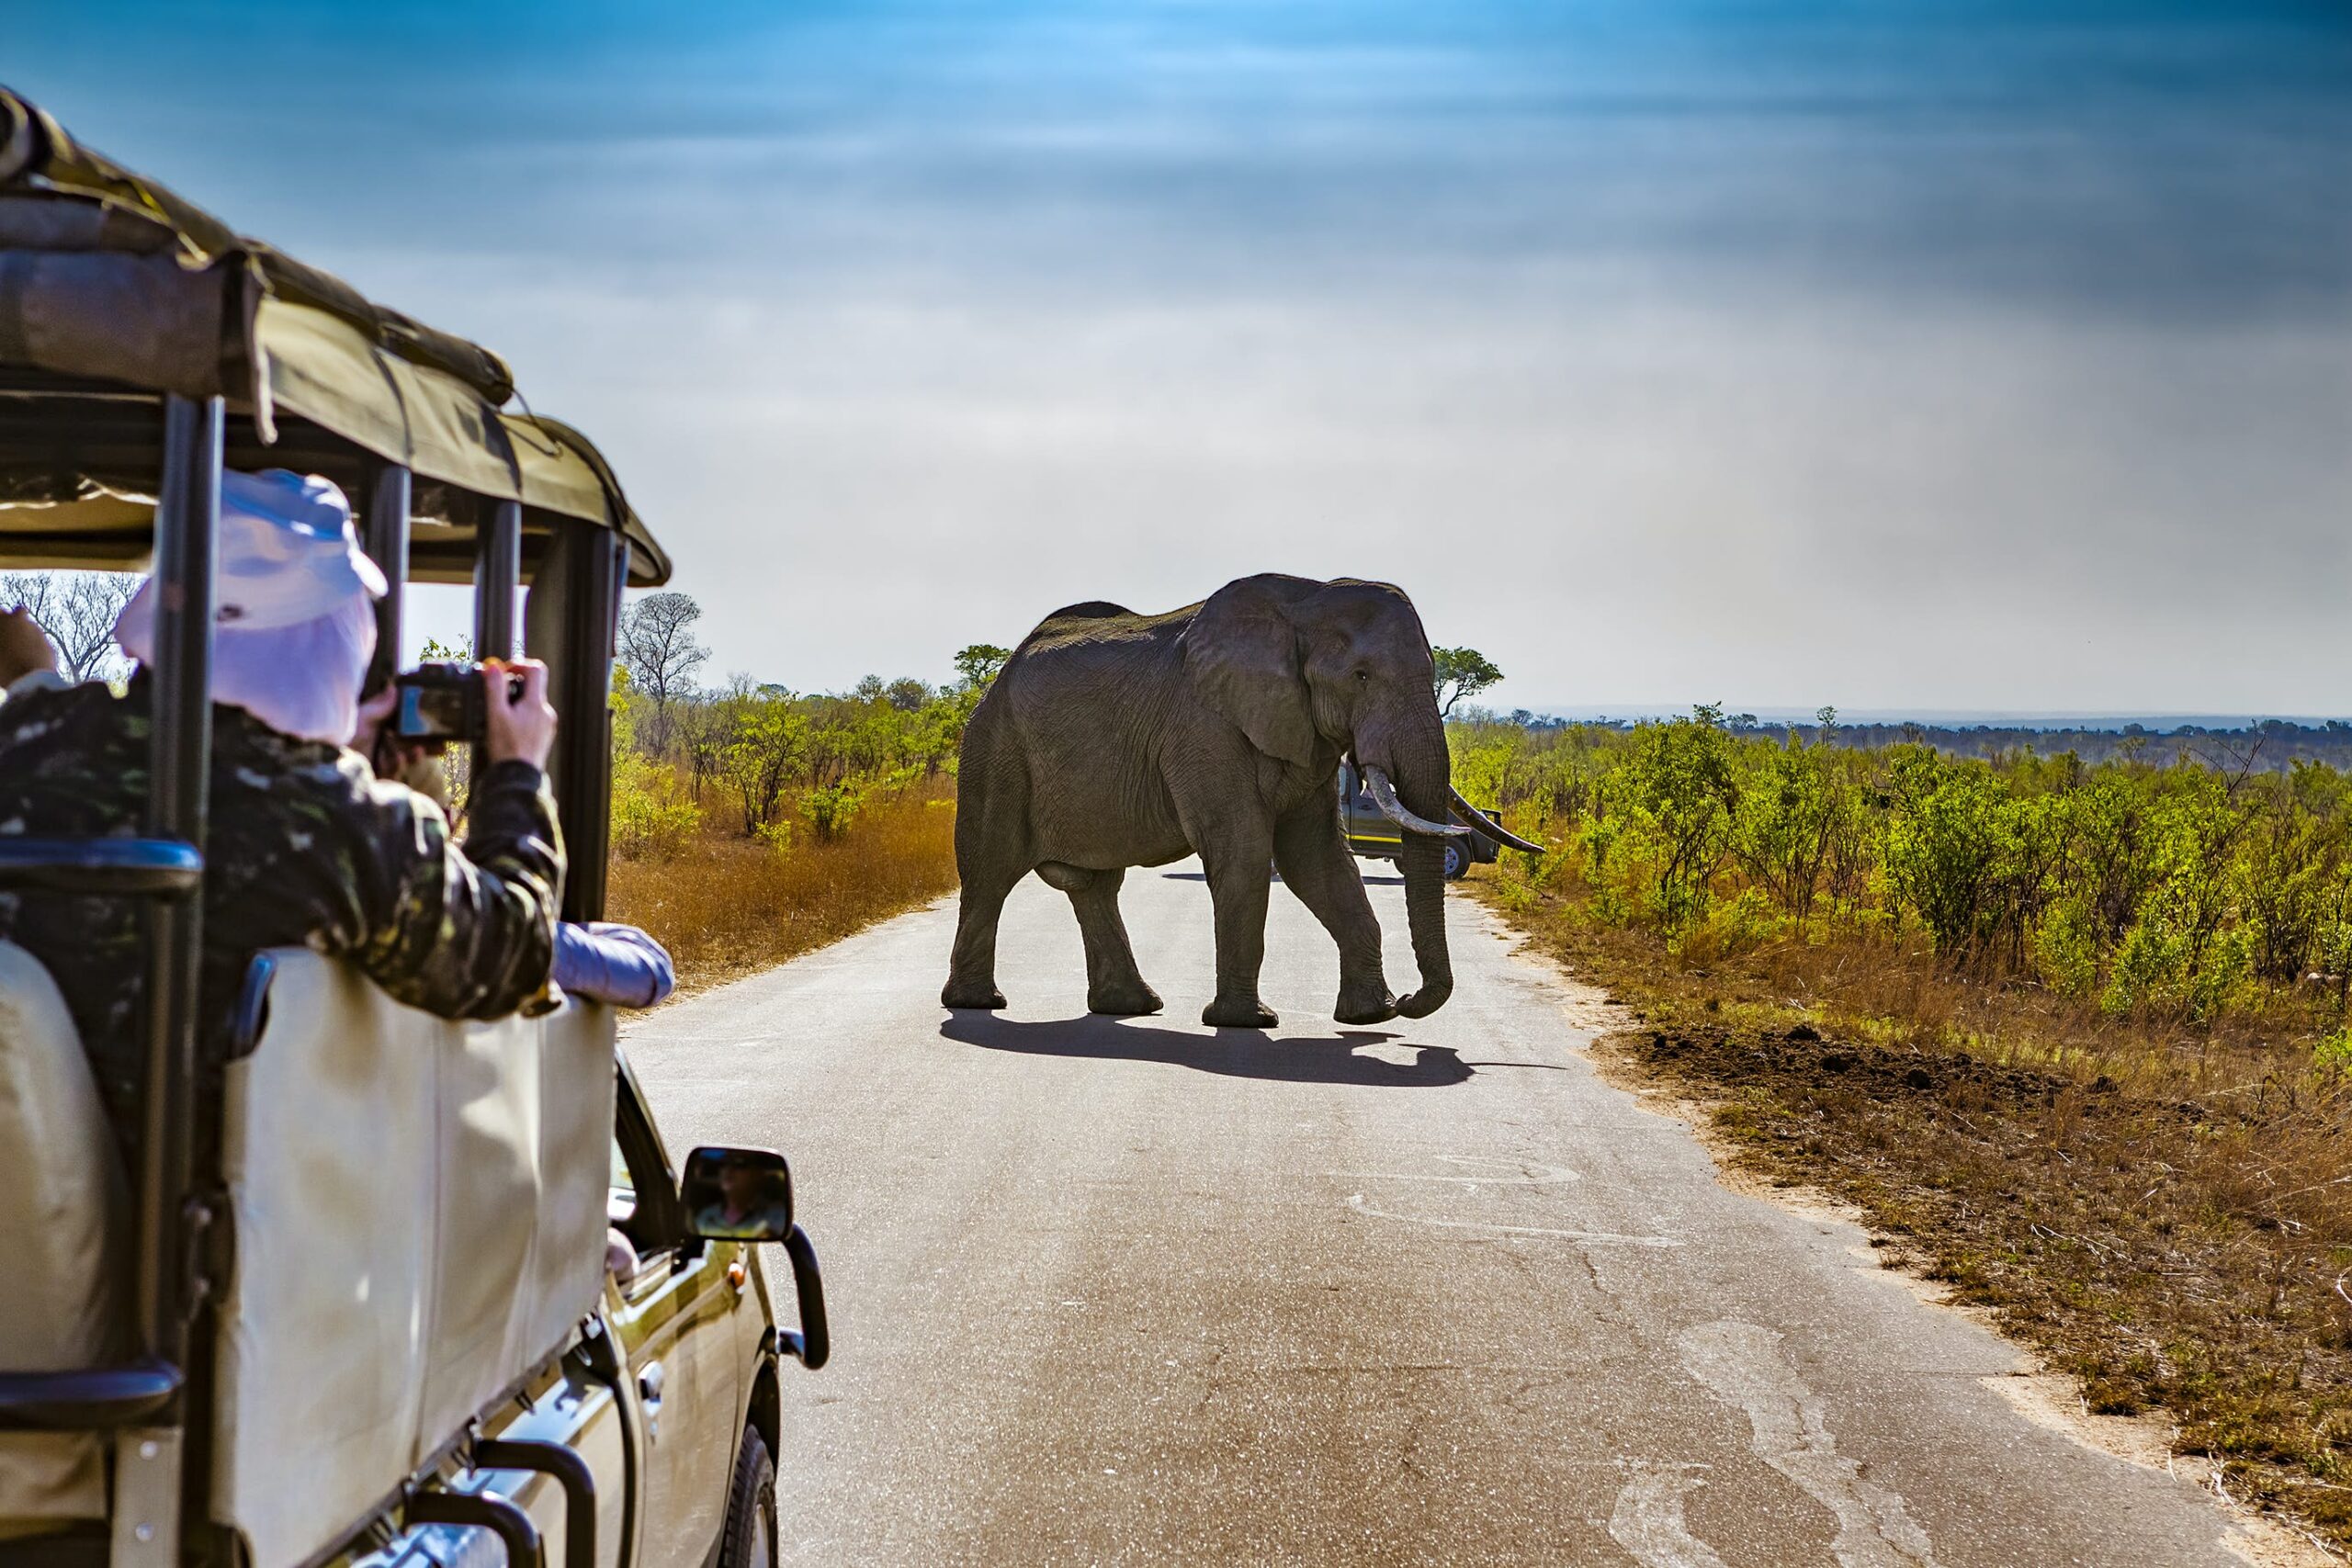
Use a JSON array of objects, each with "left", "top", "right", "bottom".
[{"left": 941, "top": 573, "right": 1542, "bottom": 1029}]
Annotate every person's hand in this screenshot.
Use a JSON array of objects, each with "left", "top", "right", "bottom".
[
  {"left": 353, "top": 682, "right": 399, "bottom": 761},
  {"left": 0, "top": 607, "right": 60, "bottom": 687},
  {"left": 484, "top": 657, "right": 558, "bottom": 771}
]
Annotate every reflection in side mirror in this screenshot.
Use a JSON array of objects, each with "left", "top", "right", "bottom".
[{"left": 681, "top": 1145, "right": 795, "bottom": 1242}]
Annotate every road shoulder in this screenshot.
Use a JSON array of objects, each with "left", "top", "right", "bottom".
[{"left": 1479, "top": 899, "right": 2338, "bottom": 1568}]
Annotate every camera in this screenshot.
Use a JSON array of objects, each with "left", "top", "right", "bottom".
[{"left": 392, "top": 660, "right": 521, "bottom": 743}]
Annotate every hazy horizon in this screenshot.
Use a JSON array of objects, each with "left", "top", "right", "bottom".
[{"left": 14, "top": 2, "right": 2349, "bottom": 714}]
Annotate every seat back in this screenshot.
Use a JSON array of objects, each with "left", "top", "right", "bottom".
[
  {"left": 209, "top": 951, "right": 616, "bottom": 1568},
  {"left": 0, "top": 940, "right": 126, "bottom": 1526}
]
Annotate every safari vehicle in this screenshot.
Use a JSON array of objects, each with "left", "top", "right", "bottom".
[
  {"left": 0, "top": 88, "right": 825, "bottom": 1568},
  {"left": 1338, "top": 760, "right": 1510, "bottom": 879}
]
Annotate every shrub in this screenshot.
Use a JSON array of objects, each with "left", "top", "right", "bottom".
[
  {"left": 801, "top": 782, "right": 864, "bottom": 840},
  {"left": 1881, "top": 749, "right": 2007, "bottom": 957},
  {"left": 2314, "top": 1028, "right": 2352, "bottom": 1076},
  {"left": 609, "top": 674, "right": 699, "bottom": 860},
  {"left": 1611, "top": 705, "right": 1737, "bottom": 936},
  {"left": 611, "top": 753, "right": 701, "bottom": 860},
  {"left": 2032, "top": 896, "right": 2100, "bottom": 999}
]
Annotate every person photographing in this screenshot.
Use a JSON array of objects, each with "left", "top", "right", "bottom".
[{"left": 0, "top": 468, "right": 565, "bottom": 1165}]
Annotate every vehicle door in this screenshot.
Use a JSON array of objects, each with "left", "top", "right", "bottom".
[{"left": 606, "top": 1063, "right": 744, "bottom": 1568}]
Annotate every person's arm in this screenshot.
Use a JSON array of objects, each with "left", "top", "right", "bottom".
[
  {"left": 325, "top": 660, "right": 567, "bottom": 1020},
  {"left": 553, "top": 921, "right": 677, "bottom": 1009}
]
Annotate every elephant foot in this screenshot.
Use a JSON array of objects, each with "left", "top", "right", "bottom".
[
  {"left": 942, "top": 979, "right": 1007, "bottom": 1010},
  {"left": 1334, "top": 988, "right": 1399, "bottom": 1026},
  {"left": 1089, "top": 980, "right": 1163, "bottom": 1017},
  {"left": 1203, "top": 995, "right": 1279, "bottom": 1030}
]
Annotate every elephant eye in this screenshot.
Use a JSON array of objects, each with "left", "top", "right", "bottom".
[{"left": 1354, "top": 670, "right": 1370, "bottom": 682}]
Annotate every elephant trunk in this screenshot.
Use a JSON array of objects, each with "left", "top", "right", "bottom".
[{"left": 1381, "top": 739, "right": 1456, "bottom": 1020}]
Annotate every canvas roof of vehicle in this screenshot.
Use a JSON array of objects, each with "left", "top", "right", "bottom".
[{"left": 0, "top": 87, "right": 671, "bottom": 585}]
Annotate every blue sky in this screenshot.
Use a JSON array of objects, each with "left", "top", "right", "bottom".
[{"left": 14, "top": 1, "right": 2351, "bottom": 713}]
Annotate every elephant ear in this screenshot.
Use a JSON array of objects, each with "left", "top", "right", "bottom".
[{"left": 1180, "top": 576, "right": 1318, "bottom": 767}]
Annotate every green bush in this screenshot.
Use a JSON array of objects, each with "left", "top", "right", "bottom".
[
  {"left": 609, "top": 674, "right": 699, "bottom": 860},
  {"left": 612, "top": 757, "right": 700, "bottom": 860},
  {"left": 801, "top": 782, "right": 865, "bottom": 841},
  {"left": 2313, "top": 1028, "right": 2352, "bottom": 1076},
  {"left": 1611, "top": 705, "right": 1736, "bottom": 936},
  {"left": 2033, "top": 896, "right": 2101, "bottom": 1000}
]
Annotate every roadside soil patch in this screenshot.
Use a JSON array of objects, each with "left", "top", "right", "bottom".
[{"left": 1471, "top": 877, "right": 2352, "bottom": 1554}]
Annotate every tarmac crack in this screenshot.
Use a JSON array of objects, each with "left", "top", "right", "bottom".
[
  {"left": 1609, "top": 1461, "right": 1733, "bottom": 1568},
  {"left": 1342, "top": 1193, "right": 1679, "bottom": 1247},
  {"left": 1675, "top": 1320, "right": 1941, "bottom": 1568}
]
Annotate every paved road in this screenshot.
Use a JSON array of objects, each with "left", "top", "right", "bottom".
[{"left": 625, "top": 861, "right": 2278, "bottom": 1566}]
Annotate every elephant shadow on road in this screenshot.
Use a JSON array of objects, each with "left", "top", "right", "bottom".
[{"left": 937, "top": 1012, "right": 1472, "bottom": 1089}]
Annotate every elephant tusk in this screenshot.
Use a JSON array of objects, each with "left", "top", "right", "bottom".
[
  {"left": 1449, "top": 786, "right": 1547, "bottom": 854},
  {"left": 1363, "top": 766, "right": 1467, "bottom": 838}
]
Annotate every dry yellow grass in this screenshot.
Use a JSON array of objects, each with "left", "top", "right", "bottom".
[{"left": 608, "top": 784, "right": 959, "bottom": 994}]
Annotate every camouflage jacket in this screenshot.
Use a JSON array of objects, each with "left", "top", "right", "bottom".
[{"left": 0, "top": 674, "right": 564, "bottom": 1166}]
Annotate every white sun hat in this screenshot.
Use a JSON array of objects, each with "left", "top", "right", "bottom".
[{"left": 114, "top": 469, "right": 390, "bottom": 746}]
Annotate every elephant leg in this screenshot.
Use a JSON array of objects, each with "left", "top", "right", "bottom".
[
  {"left": 1197, "top": 833, "right": 1279, "bottom": 1030},
  {"left": 944, "top": 701, "right": 1027, "bottom": 1010},
  {"left": 943, "top": 866, "right": 1019, "bottom": 1009},
  {"left": 1047, "top": 864, "right": 1161, "bottom": 1016},
  {"left": 1272, "top": 805, "right": 1396, "bottom": 1025}
]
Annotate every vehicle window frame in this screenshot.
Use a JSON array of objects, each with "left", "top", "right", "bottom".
[{"left": 613, "top": 1055, "right": 692, "bottom": 1267}]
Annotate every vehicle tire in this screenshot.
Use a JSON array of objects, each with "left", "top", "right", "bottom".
[
  {"left": 719, "top": 1424, "right": 777, "bottom": 1568},
  {"left": 1442, "top": 840, "right": 1468, "bottom": 879}
]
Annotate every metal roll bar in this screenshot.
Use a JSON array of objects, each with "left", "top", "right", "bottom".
[
  {"left": 0, "top": 840, "right": 203, "bottom": 896},
  {"left": 476, "top": 497, "right": 522, "bottom": 661},
  {"left": 364, "top": 461, "right": 413, "bottom": 680},
  {"left": 472, "top": 1438, "right": 595, "bottom": 1568},
  {"left": 405, "top": 1487, "right": 544, "bottom": 1568},
  {"left": 0, "top": 394, "right": 220, "bottom": 1568},
  {"left": 526, "top": 526, "right": 628, "bottom": 920},
  {"left": 0, "top": 1363, "right": 183, "bottom": 1429}
]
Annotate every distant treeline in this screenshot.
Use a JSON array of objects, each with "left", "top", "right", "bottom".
[{"left": 1479, "top": 708, "right": 2352, "bottom": 774}]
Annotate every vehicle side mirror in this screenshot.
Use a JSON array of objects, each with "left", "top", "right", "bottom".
[{"left": 680, "top": 1145, "right": 795, "bottom": 1242}]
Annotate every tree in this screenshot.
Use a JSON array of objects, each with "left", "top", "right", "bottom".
[
  {"left": 711, "top": 675, "right": 808, "bottom": 835},
  {"left": 954, "top": 644, "right": 1011, "bottom": 691},
  {"left": 885, "top": 678, "right": 933, "bottom": 712},
  {"left": 2, "top": 570, "right": 139, "bottom": 682},
  {"left": 617, "top": 591, "right": 709, "bottom": 750},
  {"left": 1430, "top": 646, "right": 1502, "bottom": 718}
]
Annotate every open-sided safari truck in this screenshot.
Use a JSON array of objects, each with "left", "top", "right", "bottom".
[{"left": 0, "top": 90, "right": 825, "bottom": 1568}]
